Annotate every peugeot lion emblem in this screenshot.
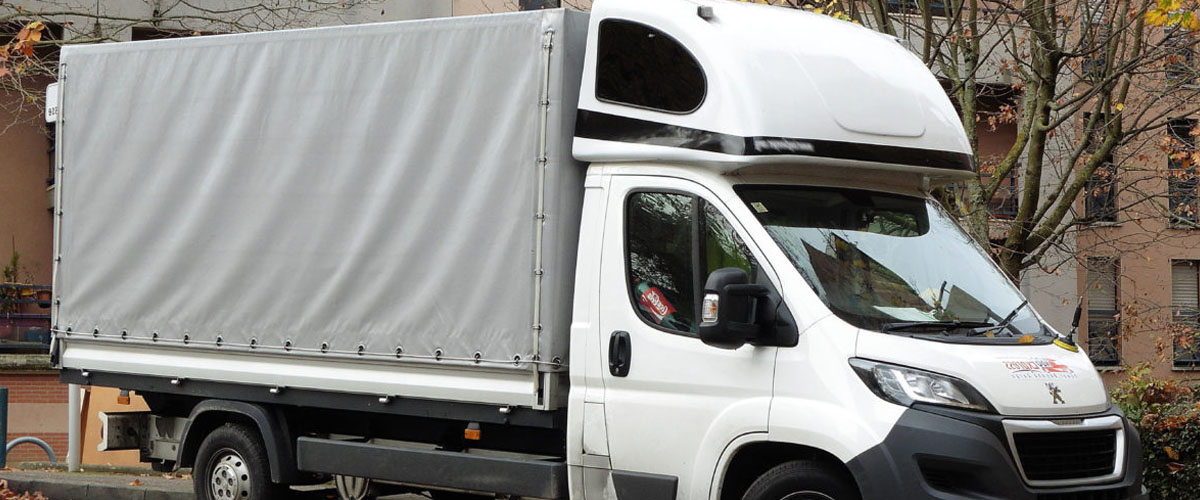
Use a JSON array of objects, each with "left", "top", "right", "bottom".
[{"left": 1046, "top": 383, "right": 1065, "bottom": 404}]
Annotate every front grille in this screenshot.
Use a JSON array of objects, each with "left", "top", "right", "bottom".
[
  {"left": 1036, "top": 486, "right": 1127, "bottom": 500},
  {"left": 1013, "top": 429, "right": 1118, "bottom": 481}
]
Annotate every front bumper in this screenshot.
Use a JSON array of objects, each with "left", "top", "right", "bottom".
[{"left": 846, "top": 405, "right": 1145, "bottom": 500}]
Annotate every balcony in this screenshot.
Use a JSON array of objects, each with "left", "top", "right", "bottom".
[{"left": 0, "top": 284, "right": 52, "bottom": 352}]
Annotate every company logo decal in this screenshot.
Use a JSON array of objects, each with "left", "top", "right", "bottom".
[
  {"left": 1047, "top": 383, "right": 1065, "bottom": 404},
  {"left": 1001, "top": 358, "right": 1079, "bottom": 380}
]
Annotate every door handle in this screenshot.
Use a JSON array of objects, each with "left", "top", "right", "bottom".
[{"left": 608, "top": 330, "right": 631, "bottom": 377}]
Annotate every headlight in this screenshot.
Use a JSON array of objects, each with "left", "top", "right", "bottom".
[{"left": 849, "top": 358, "right": 994, "bottom": 412}]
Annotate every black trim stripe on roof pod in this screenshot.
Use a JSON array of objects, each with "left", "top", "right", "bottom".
[{"left": 574, "top": 109, "right": 975, "bottom": 173}]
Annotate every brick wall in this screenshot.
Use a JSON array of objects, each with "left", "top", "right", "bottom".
[
  {"left": 1, "top": 374, "right": 68, "bottom": 404},
  {"left": 0, "top": 371, "right": 68, "bottom": 464}
]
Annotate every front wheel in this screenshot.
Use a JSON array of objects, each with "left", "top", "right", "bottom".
[
  {"left": 193, "top": 423, "right": 284, "bottom": 500},
  {"left": 741, "top": 460, "right": 860, "bottom": 500}
]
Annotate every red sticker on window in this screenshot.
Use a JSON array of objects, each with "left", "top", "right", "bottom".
[{"left": 639, "top": 286, "right": 676, "bottom": 323}]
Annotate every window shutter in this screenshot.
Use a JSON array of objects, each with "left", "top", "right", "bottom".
[
  {"left": 1171, "top": 261, "right": 1199, "bottom": 310},
  {"left": 1086, "top": 259, "right": 1118, "bottom": 310}
]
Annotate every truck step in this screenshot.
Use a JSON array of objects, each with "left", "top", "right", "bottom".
[{"left": 295, "top": 437, "right": 567, "bottom": 499}]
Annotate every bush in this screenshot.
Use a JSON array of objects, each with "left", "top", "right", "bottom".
[{"left": 1111, "top": 363, "right": 1200, "bottom": 500}]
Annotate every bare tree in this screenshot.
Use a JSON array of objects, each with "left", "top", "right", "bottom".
[{"left": 1, "top": 0, "right": 388, "bottom": 129}]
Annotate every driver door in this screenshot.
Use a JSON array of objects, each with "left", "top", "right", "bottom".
[{"left": 595, "top": 175, "right": 778, "bottom": 499}]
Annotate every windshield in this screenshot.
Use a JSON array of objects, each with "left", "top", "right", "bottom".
[{"left": 735, "top": 185, "right": 1048, "bottom": 342}]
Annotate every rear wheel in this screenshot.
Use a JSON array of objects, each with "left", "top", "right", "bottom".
[
  {"left": 193, "top": 423, "right": 284, "bottom": 500},
  {"left": 741, "top": 460, "right": 860, "bottom": 500}
]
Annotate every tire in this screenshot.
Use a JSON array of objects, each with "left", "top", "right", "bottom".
[
  {"left": 741, "top": 460, "right": 860, "bottom": 500},
  {"left": 193, "top": 423, "right": 285, "bottom": 500}
]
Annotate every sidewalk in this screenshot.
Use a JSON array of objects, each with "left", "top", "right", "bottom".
[
  {"left": 0, "top": 466, "right": 429, "bottom": 500},
  {"left": 0, "top": 468, "right": 191, "bottom": 500}
]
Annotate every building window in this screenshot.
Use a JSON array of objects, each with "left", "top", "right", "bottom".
[
  {"left": 981, "top": 166, "right": 1018, "bottom": 218},
  {"left": 595, "top": 19, "right": 706, "bottom": 114},
  {"left": 1085, "top": 162, "right": 1117, "bottom": 222},
  {"left": 1168, "top": 118, "right": 1199, "bottom": 226},
  {"left": 129, "top": 27, "right": 220, "bottom": 40},
  {"left": 1085, "top": 257, "right": 1120, "bottom": 367},
  {"left": 1082, "top": 56, "right": 1106, "bottom": 84},
  {"left": 1170, "top": 260, "right": 1200, "bottom": 368},
  {"left": 519, "top": 0, "right": 560, "bottom": 9},
  {"left": 885, "top": 0, "right": 950, "bottom": 17},
  {"left": 1165, "top": 29, "right": 1196, "bottom": 87},
  {"left": 1082, "top": 113, "right": 1117, "bottom": 223}
]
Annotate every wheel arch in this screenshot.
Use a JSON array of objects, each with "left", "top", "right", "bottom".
[
  {"left": 177, "top": 399, "right": 300, "bottom": 484},
  {"left": 714, "top": 439, "right": 860, "bottom": 500}
]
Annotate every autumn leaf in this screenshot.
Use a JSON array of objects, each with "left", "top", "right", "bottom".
[
  {"left": 128, "top": 479, "right": 142, "bottom": 486},
  {"left": 1166, "top": 445, "right": 1180, "bottom": 460},
  {"left": 1019, "top": 334, "right": 1036, "bottom": 344},
  {"left": 1185, "top": 12, "right": 1200, "bottom": 31},
  {"left": 1167, "top": 461, "right": 1185, "bottom": 473}
]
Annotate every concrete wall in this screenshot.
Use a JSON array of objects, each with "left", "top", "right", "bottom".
[
  {"left": 0, "top": 91, "right": 54, "bottom": 294},
  {"left": 1018, "top": 116, "right": 1084, "bottom": 335}
]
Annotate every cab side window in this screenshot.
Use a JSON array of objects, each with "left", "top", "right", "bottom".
[
  {"left": 626, "top": 192, "right": 757, "bottom": 335},
  {"left": 704, "top": 202, "right": 756, "bottom": 279},
  {"left": 595, "top": 20, "right": 706, "bottom": 113},
  {"left": 627, "top": 192, "right": 696, "bottom": 333}
]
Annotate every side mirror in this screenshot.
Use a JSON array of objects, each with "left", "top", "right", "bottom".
[{"left": 698, "top": 267, "right": 769, "bottom": 349}]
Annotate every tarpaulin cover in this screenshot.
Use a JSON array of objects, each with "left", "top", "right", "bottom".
[{"left": 55, "top": 9, "right": 588, "bottom": 371}]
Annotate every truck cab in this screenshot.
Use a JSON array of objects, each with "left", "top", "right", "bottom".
[{"left": 565, "top": 1, "right": 1143, "bottom": 499}]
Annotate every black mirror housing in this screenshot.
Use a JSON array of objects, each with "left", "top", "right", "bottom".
[{"left": 699, "top": 267, "right": 767, "bottom": 349}]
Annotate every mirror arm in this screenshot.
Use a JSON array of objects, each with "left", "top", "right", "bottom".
[{"left": 726, "top": 284, "right": 769, "bottom": 298}]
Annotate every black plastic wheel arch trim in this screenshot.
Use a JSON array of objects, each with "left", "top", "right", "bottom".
[
  {"left": 176, "top": 399, "right": 300, "bottom": 484},
  {"left": 574, "top": 109, "right": 976, "bottom": 173},
  {"left": 612, "top": 469, "right": 678, "bottom": 499}
]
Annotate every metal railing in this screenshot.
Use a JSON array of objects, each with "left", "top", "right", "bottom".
[{"left": 0, "top": 284, "right": 52, "bottom": 351}]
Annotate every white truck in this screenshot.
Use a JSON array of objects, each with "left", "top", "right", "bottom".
[{"left": 49, "top": 0, "right": 1146, "bottom": 499}]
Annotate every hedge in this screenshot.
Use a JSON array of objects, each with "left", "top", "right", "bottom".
[{"left": 1111, "top": 364, "right": 1200, "bottom": 500}]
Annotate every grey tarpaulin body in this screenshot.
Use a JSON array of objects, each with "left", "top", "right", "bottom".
[{"left": 53, "top": 10, "right": 588, "bottom": 385}]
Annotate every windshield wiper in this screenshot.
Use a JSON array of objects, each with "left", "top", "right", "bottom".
[
  {"left": 966, "top": 299, "right": 1029, "bottom": 337},
  {"left": 880, "top": 320, "right": 994, "bottom": 333}
]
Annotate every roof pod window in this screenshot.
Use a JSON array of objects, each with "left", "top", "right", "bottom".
[{"left": 595, "top": 19, "right": 707, "bottom": 114}]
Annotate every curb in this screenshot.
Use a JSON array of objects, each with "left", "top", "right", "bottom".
[
  {"left": 0, "top": 474, "right": 192, "bottom": 500},
  {"left": 16, "top": 462, "right": 164, "bottom": 475}
]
